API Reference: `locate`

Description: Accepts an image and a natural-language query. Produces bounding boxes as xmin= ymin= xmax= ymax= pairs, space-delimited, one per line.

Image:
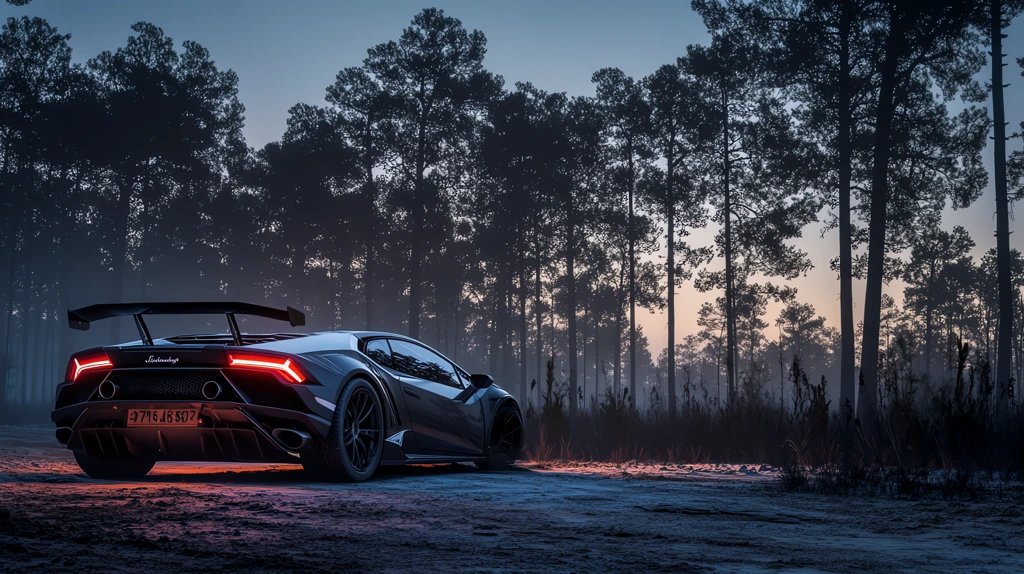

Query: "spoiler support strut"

xmin=133 ymin=315 xmax=154 ymax=346
xmin=226 ymin=313 xmax=243 ymax=346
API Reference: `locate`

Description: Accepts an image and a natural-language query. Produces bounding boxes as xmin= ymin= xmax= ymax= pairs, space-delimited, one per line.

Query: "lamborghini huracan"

xmin=51 ymin=302 xmax=524 ymax=482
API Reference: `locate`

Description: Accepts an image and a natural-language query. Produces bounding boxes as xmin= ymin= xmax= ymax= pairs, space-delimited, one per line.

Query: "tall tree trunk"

xmin=666 ymin=147 xmax=677 ymax=418
xmin=1017 ymin=293 xmax=1023 ymax=401
xmin=518 ymin=228 xmax=528 ymax=406
xmin=29 ymin=306 xmax=43 ymax=405
xmin=109 ymin=174 xmax=134 ymax=344
xmin=502 ymin=275 xmax=514 ymax=386
xmin=488 ymin=291 xmax=500 ymax=376
xmin=924 ymin=292 xmax=934 ymax=380
xmin=992 ymin=0 xmax=1013 ymax=416
xmin=19 ymin=281 xmax=32 ymax=406
xmin=363 ymin=123 xmax=377 ymax=330
xmin=858 ymin=12 xmax=901 ymax=422
xmin=722 ymin=94 xmax=738 ymax=404
xmin=535 ymin=248 xmax=542 ymax=409
xmin=582 ymin=306 xmax=588 ymax=411
xmin=0 ymin=147 xmax=20 ymax=414
xmin=452 ymin=288 xmax=460 ymax=362
xmin=41 ymin=317 xmax=53 ymax=404
xmin=837 ymin=3 xmax=856 ymax=420
xmin=567 ymin=200 xmax=579 ymax=421
xmin=614 ymin=263 xmax=624 ymax=400
xmin=408 ymin=119 xmax=427 ymax=339
xmin=594 ymin=312 xmax=600 ymax=400
xmin=0 ymin=239 xmax=18 ymax=414
xmin=139 ymin=177 xmax=150 ymax=301
xmin=58 ymin=170 xmax=84 ymax=383
xmin=364 ymin=187 xmax=376 ymax=330
xmin=627 ymin=138 xmax=637 ymax=410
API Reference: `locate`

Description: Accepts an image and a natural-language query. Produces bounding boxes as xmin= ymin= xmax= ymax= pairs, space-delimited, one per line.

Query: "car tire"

xmin=303 ymin=378 xmax=384 ymax=482
xmin=475 ymin=403 xmax=523 ymax=471
xmin=73 ymin=451 xmax=156 ymax=480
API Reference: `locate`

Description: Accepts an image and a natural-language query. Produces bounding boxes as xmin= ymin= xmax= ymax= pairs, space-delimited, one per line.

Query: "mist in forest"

xmin=2 ymin=0 xmax=1024 ymax=447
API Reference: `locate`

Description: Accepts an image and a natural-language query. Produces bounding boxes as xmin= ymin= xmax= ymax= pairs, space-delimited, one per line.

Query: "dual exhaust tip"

xmin=272 ymin=428 xmax=312 ymax=451
xmin=96 ymin=379 xmax=223 ymax=400
xmin=97 ymin=379 xmax=119 ymax=400
xmin=201 ymin=381 xmax=222 ymax=400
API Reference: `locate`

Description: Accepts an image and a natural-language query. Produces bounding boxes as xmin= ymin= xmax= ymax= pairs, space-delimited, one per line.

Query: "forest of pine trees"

xmin=3 ymin=0 xmax=1024 ymax=456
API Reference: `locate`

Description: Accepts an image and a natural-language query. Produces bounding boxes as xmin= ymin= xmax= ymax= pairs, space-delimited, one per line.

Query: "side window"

xmin=364 ymin=339 xmax=394 ymax=369
xmin=388 ymin=340 xmax=460 ymax=387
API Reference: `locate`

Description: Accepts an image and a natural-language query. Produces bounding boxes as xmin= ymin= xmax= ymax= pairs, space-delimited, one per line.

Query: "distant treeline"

xmin=2 ymin=1 xmax=1024 ymax=423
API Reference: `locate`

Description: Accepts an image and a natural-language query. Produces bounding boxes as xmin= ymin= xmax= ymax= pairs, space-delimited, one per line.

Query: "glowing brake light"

xmin=70 ymin=354 xmax=113 ymax=382
xmin=228 ymin=354 xmax=306 ymax=383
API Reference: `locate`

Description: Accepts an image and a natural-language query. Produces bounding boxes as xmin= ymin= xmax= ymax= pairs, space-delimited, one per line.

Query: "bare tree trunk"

xmin=109 ymin=174 xmax=134 ymax=344
xmin=139 ymin=177 xmax=150 ymax=301
xmin=32 ymin=311 xmax=46 ymax=405
xmin=364 ymin=182 xmax=376 ymax=330
xmin=408 ymin=119 xmax=427 ymax=339
xmin=666 ymin=147 xmax=677 ymax=418
xmin=0 ymin=240 xmax=18 ymax=414
xmin=628 ymin=138 xmax=637 ymax=411
xmin=488 ymin=295 xmax=499 ymax=376
xmin=363 ymin=122 xmax=377 ymax=331
xmin=502 ymin=276 xmax=514 ymax=387
xmin=452 ymin=288 xmax=460 ymax=363
xmin=924 ymin=302 xmax=934 ymax=380
xmin=614 ymin=268 xmax=624 ymax=400
xmin=535 ymin=250 xmax=542 ymax=409
xmin=582 ymin=305 xmax=588 ymax=413
xmin=992 ymin=0 xmax=1013 ymax=416
xmin=722 ymin=94 xmax=737 ymax=405
xmin=19 ymin=282 xmax=33 ymax=406
xmin=594 ymin=312 xmax=600 ymax=403
xmin=837 ymin=3 xmax=856 ymax=419
xmin=518 ymin=239 xmax=528 ymax=407
xmin=779 ymin=331 xmax=785 ymax=412
xmin=858 ymin=12 xmax=901 ymax=422
xmin=567 ymin=200 xmax=579 ymax=422
xmin=1017 ymin=293 xmax=1023 ymax=402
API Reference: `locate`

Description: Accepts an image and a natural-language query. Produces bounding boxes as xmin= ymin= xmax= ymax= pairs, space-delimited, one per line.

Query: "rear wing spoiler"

xmin=67 ymin=302 xmax=305 ymax=346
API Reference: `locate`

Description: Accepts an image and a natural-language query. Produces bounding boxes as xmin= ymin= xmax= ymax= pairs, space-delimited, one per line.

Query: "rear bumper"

xmin=51 ymin=401 xmax=330 ymax=463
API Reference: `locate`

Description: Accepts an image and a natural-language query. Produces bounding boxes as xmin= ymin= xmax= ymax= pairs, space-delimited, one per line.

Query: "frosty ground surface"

xmin=1 ymin=425 xmax=1022 ymax=573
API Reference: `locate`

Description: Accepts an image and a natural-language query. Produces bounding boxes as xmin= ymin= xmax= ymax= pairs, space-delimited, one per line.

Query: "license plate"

xmin=127 ymin=409 xmax=199 ymax=427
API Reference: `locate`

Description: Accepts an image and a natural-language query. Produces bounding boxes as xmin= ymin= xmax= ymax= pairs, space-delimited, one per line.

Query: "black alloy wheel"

xmin=303 ymin=378 xmax=384 ymax=482
xmin=343 ymin=387 xmax=381 ymax=473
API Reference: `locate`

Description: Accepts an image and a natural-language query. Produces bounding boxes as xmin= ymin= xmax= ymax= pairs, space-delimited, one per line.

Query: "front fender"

xmin=479 ymin=385 xmax=520 ymax=439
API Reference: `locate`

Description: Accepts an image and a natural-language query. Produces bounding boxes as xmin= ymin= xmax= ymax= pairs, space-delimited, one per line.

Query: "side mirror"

xmin=470 ymin=374 xmax=494 ymax=389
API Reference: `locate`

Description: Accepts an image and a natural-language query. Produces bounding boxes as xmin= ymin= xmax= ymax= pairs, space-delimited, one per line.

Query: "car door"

xmin=386 ymin=339 xmax=485 ymax=456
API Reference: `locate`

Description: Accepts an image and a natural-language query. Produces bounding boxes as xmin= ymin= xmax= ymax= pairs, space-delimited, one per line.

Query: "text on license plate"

xmin=127 ymin=409 xmax=199 ymax=426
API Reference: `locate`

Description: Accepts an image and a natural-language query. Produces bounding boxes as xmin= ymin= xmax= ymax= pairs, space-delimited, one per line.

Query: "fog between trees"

xmin=3 ymin=1 xmax=1024 ymax=430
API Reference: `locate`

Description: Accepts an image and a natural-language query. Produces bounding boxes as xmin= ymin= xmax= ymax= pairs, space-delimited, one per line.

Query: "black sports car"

xmin=51 ymin=302 xmax=524 ymax=482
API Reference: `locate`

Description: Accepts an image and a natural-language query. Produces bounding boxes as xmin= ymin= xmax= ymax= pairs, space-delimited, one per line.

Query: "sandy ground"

xmin=1 ymin=426 xmax=1023 ymax=573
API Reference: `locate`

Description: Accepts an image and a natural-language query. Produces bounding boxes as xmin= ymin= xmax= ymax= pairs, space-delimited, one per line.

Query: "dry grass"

xmin=522 ymin=354 xmax=1024 ymax=498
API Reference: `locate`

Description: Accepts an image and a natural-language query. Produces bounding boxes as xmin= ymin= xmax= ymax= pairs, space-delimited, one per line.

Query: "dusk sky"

xmin=5 ymin=0 xmax=1024 ymax=355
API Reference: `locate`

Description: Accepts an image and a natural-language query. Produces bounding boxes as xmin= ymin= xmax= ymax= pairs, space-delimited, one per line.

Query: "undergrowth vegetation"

xmin=522 ymin=352 xmax=1024 ymax=498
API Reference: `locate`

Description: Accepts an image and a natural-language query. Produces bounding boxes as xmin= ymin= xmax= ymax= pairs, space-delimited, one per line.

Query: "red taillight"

xmin=69 ymin=353 xmax=113 ymax=382
xmin=227 ymin=354 xmax=306 ymax=383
